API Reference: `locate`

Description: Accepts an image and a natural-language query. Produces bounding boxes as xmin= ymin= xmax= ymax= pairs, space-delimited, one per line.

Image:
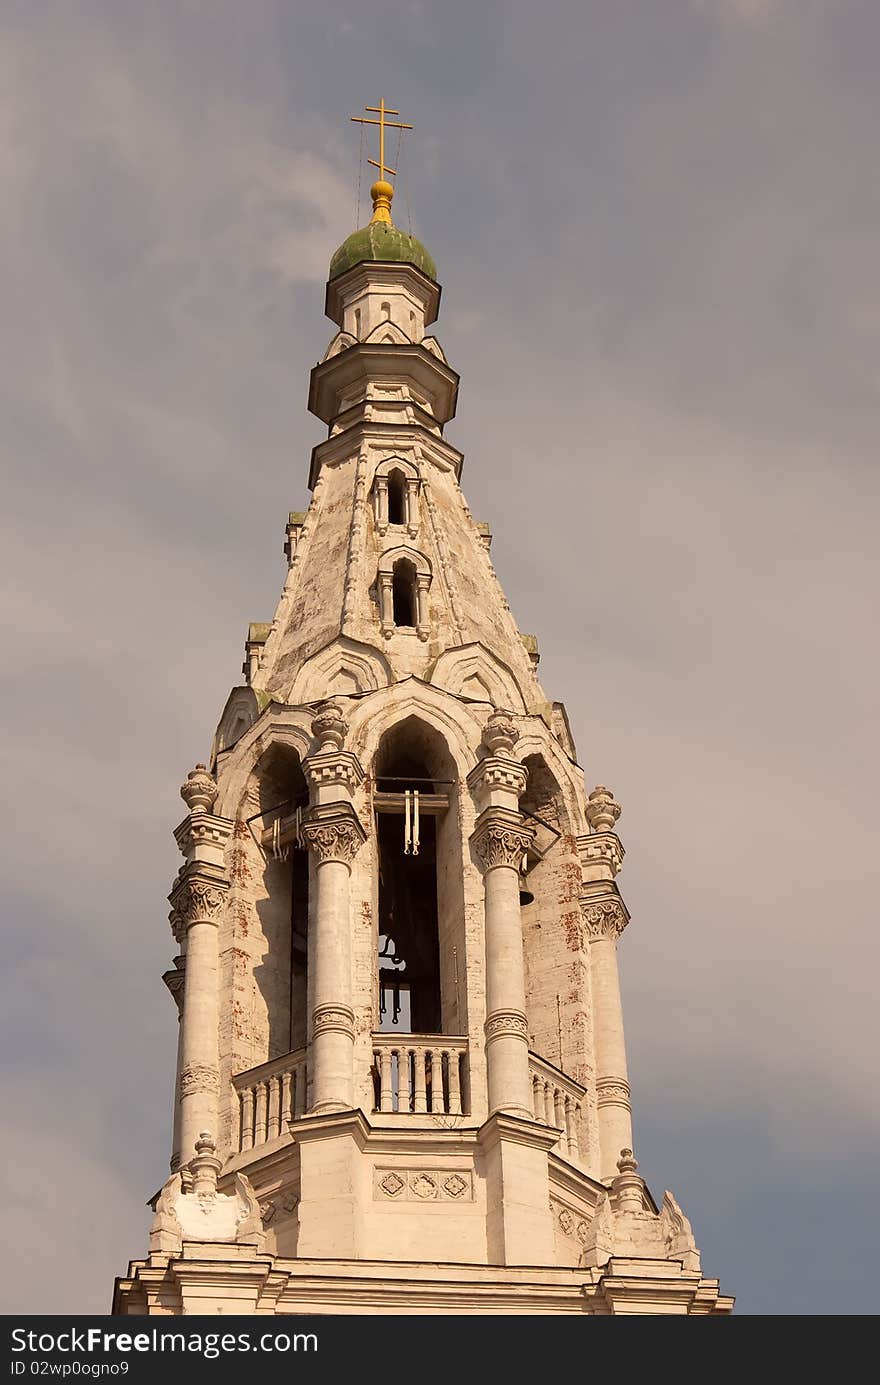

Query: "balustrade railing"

xmin=371 ymin=1034 xmax=468 ymax=1116
xmin=529 ymin=1051 xmax=586 ymax=1162
xmin=233 ymin=1047 xmax=308 ymax=1153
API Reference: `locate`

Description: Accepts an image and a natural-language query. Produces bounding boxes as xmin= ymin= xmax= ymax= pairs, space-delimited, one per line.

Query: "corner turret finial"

xmin=350 ymin=99 xmax=413 ymax=225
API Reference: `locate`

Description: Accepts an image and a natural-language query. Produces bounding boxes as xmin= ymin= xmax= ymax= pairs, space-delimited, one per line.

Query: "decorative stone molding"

xmin=471 ymin=810 xmax=535 ymax=872
xmin=577 ymin=831 xmax=625 ymax=879
xmin=180 ymin=763 xmax=218 ymax=815
xmin=373 ymin=1168 xmax=474 ymax=1202
xmin=596 ymin=1076 xmax=632 ymax=1110
xmin=484 ymin=1009 xmax=529 ymax=1044
xmin=304 ymin=750 xmax=365 ymax=793
xmin=302 ymin=807 xmax=367 ymax=866
xmin=551 ymin=1197 xmax=591 ymax=1244
xmin=179 ymin=1063 xmax=220 ymax=1098
xmin=149 ymin=1132 xmax=265 ymax=1256
xmin=162 ymin=957 xmax=186 ymax=1014
xmin=482 ymin=710 xmax=519 ymax=755
xmin=169 ymin=873 xmax=229 ymax=926
xmin=173 ymin=814 xmax=234 ymax=858
xmin=311 ymin=701 xmax=348 ymax=752
xmin=311 ymin=1002 xmax=356 ymax=1039
xmin=581 ymin=897 xmax=628 ymax=942
xmin=467 ymin=756 xmax=529 ymax=798
xmin=585 ymin=784 xmax=622 ymax=833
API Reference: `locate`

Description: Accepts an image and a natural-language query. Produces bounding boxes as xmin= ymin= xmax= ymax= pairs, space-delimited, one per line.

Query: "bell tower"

xmin=113 ymin=108 xmax=733 ymax=1316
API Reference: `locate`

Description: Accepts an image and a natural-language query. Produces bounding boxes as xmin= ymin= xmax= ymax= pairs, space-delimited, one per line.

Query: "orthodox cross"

xmin=350 ymin=99 xmax=413 ymax=183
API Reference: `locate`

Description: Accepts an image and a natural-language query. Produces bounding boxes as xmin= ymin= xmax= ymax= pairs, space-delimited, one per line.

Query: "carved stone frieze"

xmin=373 ymin=1168 xmax=474 ymax=1203
xmin=179 ymin=1063 xmax=220 ymax=1097
xmin=550 ymin=1196 xmax=590 ymax=1245
xmin=311 ymin=1003 xmax=356 ymax=1039
xmin=596 ymin=1076 xmax=632 ymax=1110
xmin=484 ymin=1009 xmax=529 ymax=1043
xmin=581 ymin=897 xmax=628 ymax=942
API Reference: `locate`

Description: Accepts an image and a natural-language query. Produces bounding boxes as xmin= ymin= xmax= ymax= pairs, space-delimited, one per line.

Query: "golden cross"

xmin=350 ymin=99 xmax=413 ymax=184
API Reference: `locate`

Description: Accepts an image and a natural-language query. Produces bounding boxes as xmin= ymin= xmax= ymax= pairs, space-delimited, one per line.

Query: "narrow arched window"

xmin=392 ymin=558 xmax=416 ymax=627
xmin=387 ymin=469 xmax=406 ymax=526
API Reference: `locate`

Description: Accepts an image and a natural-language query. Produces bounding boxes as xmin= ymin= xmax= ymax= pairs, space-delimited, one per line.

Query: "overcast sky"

xmin=2 ymin=0 xmax=878 ymax=1315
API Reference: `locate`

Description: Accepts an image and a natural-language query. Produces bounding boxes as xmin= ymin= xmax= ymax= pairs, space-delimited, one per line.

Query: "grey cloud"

xmin=1 ymin=0 xmax=877 ymax=1315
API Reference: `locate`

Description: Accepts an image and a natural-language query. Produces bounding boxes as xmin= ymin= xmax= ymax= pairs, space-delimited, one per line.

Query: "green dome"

xmin=329 ymin=220 xmax=436 ymax=282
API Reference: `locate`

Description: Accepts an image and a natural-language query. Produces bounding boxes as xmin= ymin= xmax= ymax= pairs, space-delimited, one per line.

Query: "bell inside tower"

xmin=373 ymin=718 xmax=460 ymax=1036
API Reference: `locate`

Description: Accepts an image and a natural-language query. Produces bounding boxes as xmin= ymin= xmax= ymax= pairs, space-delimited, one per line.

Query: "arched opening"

xmin=392 ymin=557 xmax=416 ymax=627
xmin=251 ymin=745 xmax=310 ymax=1058
xmin=372 ymin=717 xmax=462 ymax=1040
xmin=387 ymin=468 xmax=406 ymax=526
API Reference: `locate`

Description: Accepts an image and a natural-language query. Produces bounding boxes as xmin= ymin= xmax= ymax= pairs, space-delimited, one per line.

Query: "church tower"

xmin=113 ymin=109 xmax=733 ymax=1316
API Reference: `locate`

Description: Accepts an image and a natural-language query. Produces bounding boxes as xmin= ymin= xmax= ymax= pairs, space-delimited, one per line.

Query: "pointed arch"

xmin=321 ymin=330 xmax=357 ymax=361
xmin=287 ymin=637 xmax=392 ymax=704
xmin=364 ymin=318 xmax=410 ymax=346
xmin=428 ymin=642 xmax=528 ymax=713
xmin=377 ymin=544 xmax=431 ymax=579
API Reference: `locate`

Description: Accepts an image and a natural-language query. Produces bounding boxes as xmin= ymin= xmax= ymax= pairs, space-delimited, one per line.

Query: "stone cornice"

xmin=309 ymin=419 xmax=464 ymax=488
xmin=174 ymin=812 xmax=233 ymax=859
xmin=302 ymin=748 xmax=365 ymax=793
xmin=466 ymin=754 xmax=529 ymax=799
xmin=308 ymin=342 xmax=459 ymax=428
xmin=324 ymin=259 xmax=441 ymax=328
xmin=477 ymin=1111 xmax=562 ymax=1157
xmin=576 ymin=831 xmax=625 ymax=880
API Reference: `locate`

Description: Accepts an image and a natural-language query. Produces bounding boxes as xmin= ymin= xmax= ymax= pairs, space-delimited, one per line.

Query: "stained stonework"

xmin=113 ymin=182 xmax=733 ymax=1317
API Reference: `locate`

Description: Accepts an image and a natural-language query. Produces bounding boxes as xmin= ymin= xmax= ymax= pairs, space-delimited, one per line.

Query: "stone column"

xmin=170 ymin=766 xmax=232 ymax=1167
xmin=379 ymin=572 xmax=394 ymax=637
xmin=415 ymin=574 xmax=430 ymax=641
xmin=580 ymin=785 xmax=632 ymax=1181
xmin=375 ymin=476 xmax=389 ymax=535
xmin=405 ymin=478 xmax=420 ymax=537
xmin=162 ymin=923 xmax=186 ymax=1172
xmin=468 ymin=712 xmax=534 ymax=1119
xmin=302 ymin=704 xmax=366 ymax=1115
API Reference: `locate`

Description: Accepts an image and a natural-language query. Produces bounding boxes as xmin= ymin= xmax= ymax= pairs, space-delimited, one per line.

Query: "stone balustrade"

xmin=233 ymin=1048 xmax=308 ymax=1153
xmin=528 ymin=1052 xmax=586 ymax=1163
xmin=371 ymin=1034 xmax=468 ymax=1117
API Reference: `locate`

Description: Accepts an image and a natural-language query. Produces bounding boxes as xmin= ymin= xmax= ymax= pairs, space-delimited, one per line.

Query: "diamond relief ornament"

xmin=380 ymin=1172 xmax=405 ymax=1198
xmin=443 ymin=1173 xmax=468 ymax=1199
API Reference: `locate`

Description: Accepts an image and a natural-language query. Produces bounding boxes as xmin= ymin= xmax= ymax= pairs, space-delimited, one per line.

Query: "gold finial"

xmin=350 ymin=99 xmax=413 ymax=225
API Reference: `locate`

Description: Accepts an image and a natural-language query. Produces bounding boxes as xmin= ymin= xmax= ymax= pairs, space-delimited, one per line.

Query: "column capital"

xmin=580 ymin=893 xmax=629 ymax=942
xmin=576 ymin=831 xmax=625 ymax=881
xmin=169 ymin=866 xmax=229 ymax=928
xmin=471 ymin=806 xmax=535 ymax=873
xmin=302 ymin=802 xmax=367 ymax=866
